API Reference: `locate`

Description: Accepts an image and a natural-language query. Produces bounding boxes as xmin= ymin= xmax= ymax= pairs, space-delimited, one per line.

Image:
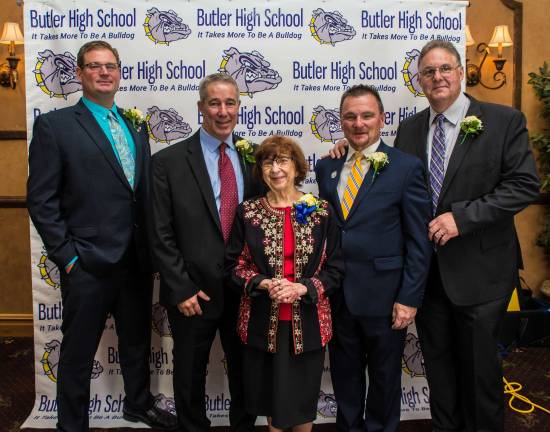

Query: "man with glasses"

xmin=27 ymin=41 xmax=177 ymax=431
xmin=394 ymin=40 xmax=540 ymax=431
xmin=316 ymin=84 xmax=432 ymax=432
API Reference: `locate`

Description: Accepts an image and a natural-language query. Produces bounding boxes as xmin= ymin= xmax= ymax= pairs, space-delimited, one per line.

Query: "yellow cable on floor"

xmin=503 ymin=376 xmax=550 ymax=414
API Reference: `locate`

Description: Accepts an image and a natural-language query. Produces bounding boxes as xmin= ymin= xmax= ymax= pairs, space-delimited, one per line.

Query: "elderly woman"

xmin=225 ymin=135 xmax=344 ymax=432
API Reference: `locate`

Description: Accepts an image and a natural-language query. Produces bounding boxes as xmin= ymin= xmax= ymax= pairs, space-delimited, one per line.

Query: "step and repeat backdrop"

xmin=23 ymin=0 xmax=467 ymax=428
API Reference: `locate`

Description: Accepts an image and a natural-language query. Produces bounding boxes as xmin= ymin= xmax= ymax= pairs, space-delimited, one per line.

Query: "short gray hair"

xmin=198 ymin=73 xmax=240 ymax=102
xmin=418 ymin=40 xmax=462 ymax=67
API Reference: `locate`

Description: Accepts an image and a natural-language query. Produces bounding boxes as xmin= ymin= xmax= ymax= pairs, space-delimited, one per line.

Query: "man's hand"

xmin=392 ymin=303 xmax=417 ymax=330
xmin=429 ymin=212 xmax=459 ymax=246
xmin=322 ymin=138 xmax=348 ymax=159
xmin=269 ymin=279 xmax=307 ymax=303
xmin=177 ymin=290 xmax=211 ymax=317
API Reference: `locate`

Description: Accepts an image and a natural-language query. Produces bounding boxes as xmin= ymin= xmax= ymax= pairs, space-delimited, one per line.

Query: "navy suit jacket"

xmin=27 ymin=99 xmax=152 ymax=275
xmin=315 ymin=142 xmax=432 ymax=317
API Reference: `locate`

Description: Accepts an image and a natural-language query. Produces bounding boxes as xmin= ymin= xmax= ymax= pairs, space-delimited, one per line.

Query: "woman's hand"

xmin=269 ymin=279 xmax=307 ymax=303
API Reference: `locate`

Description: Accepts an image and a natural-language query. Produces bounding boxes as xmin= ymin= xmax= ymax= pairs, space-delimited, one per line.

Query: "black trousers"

xmin=329 ymin=301 xmax=406 ymax=432
xmin=416 ymin=259 xmax=510 ymax=432
xmin=56 ymin=260 xmax=153 ymax=432
xmin=167 ymin=294 xmax=255 ymax=432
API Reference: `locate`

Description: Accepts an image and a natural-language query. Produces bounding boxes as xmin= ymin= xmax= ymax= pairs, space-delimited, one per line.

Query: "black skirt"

xmin=243 ymin=320 xmax=325 ymax=429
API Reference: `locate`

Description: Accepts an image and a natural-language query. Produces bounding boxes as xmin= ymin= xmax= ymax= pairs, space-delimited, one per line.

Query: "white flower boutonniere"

xmin=459 ymin=115 xmax=483 ymax=145
xmin=235 ymin=139 xmax=256 ymax=167
xmin=366 ymin=152 xmax=389 ymax=181
xmin=122 ymin=107 xmax=145 ymax=132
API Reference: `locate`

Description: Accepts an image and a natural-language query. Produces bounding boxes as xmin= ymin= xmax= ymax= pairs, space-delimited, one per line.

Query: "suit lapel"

xmin=186 ymin=132 xmax=222 ymax=233
xmin=438 ymin=96 xmax=483 ymax=203
xmin=75 ymin=101 xmax=131 ymax=190
xmin=119 ymin=107 xmax=144 ymax=189
xmin=416 ymin=109 xmax=430 ymax=171
xmin=233 ymin=134 xmax=251 ymax=197
xmin=328 ymin=149 xmax=348 ymax=223
xmin=345 ymin=141 xmax=389 ymax=221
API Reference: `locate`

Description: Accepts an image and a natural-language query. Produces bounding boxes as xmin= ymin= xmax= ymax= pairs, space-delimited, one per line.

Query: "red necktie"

xmin=218 ymin=142 xmax=238 ymax=244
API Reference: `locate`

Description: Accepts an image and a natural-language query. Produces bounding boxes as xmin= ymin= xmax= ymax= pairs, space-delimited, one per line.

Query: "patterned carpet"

xmin=1 ymin=337 xmax=548 ymax=431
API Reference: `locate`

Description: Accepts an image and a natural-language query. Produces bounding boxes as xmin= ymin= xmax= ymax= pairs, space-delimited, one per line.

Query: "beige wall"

xmin=0 ymin=0 xmax=548 ymax=335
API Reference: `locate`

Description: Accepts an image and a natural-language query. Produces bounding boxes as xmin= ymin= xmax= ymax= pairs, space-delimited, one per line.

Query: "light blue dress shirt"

xmin=81 ymin=97 xmax=136 ymax=162
xmin=199 ymin=128 xmax=245 ymax=212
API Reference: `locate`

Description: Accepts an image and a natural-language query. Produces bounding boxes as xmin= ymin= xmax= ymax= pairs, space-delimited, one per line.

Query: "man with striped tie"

xmin=315 ymin=84 xmax=432 ymax=432
xmin=394 ymin=41 xmax=540 ymax=432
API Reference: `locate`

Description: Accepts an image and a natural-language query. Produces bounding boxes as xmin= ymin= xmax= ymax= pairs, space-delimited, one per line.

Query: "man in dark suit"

xmin=394 ymin=41 xmax=540 ymax=431
xmin=315 ymin=85 xmax=432 ymax=432
xmin=150 ymin=73 xmax=261 ymax=432
xmin=27 ymin=41 xmax=176 ymax=431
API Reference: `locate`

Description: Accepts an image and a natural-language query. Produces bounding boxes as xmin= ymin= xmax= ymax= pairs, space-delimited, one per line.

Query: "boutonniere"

xmin=122 ymin=107 xmax=145 ymax=132
xmin=366 ymin=152 xmax=389 ymax=181
xmin=459 ymin=115 xmax=483 ymax=145
xmin=293 ymin=193 xmax=327 ymax=224
xmin=235 ymin=139 xmax=256 ymax=165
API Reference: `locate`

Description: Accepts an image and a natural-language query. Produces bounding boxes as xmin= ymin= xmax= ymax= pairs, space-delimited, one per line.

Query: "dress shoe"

xmin=123 ymin=405 xmax=178 ymax=431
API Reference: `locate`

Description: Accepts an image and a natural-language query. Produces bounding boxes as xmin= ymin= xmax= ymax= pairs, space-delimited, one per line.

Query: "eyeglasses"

xmin=261 ymin=156 xmax=292 ymax=169
xmin=83 ymin=62 xmax=120 ymax=72
xmin=419 ymin=64 xmax=461 ymax=79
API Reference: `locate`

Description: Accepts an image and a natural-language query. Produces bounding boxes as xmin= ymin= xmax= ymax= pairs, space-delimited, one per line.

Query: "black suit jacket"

xmin=150 ymin=131 xmax=263 ymax=318
xmin=27 ymin=100 xmax=152 ymax=275
xmin=395 ymin=94 xmax=540 ymax=306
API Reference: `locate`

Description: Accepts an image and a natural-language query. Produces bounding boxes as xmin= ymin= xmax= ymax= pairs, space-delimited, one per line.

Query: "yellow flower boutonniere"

xmin=235 ymin=139 xmax=256 ymax=165
xmin=293 ymin=193 xmax=327 ymax=224
xmin=122 ymin=107 xmax=145 ymax=132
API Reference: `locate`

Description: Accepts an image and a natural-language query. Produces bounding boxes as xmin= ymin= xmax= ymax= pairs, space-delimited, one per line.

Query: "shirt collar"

xmin=346 ymin=139 xmax=380 ymax=163
xmin=429 ymin=92 xmax=468 ymax=126
xmin=81 ymin=96 xmax=118 ymax=120
xmin=200 ymin=127 xmax=235 ymax=153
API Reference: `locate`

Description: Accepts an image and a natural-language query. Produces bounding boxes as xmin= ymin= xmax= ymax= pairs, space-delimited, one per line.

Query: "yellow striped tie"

xmin=341 ymin=152 xmax=365 ymax=220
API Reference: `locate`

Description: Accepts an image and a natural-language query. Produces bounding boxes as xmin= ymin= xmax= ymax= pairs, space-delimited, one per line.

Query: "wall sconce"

xmin=0 ymin=22 xmax=24 ymax=89
xmin=466 ymin=24 xmax=513 ymax=90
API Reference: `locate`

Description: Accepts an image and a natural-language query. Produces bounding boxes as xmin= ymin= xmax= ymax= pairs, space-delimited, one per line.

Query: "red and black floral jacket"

xmin=225 ymin=196 xmax=344 ymax=354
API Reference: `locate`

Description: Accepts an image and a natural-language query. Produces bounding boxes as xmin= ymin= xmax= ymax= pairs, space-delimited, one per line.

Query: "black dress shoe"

xmin=123 ymin=405 xmax=178 ymax=431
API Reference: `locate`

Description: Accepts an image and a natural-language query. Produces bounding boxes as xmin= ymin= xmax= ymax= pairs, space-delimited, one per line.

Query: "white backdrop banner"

xmin=23 ymin=0 xmax=467 ymax=428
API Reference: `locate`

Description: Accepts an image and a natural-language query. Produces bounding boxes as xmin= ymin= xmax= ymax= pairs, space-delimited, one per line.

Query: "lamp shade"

xmin=465 ymin=25 xmax=475 ymax=47
xmin=488 ymin=25 xmax=513 ymax=48
xmin=0 ymin=22 xmax=24 ymax=44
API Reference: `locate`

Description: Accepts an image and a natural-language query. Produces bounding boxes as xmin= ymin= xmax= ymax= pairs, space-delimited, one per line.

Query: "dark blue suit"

xmin=315 ymin=142 xmax=431 ymax=432
xmin=27 ymin=100 xmax=154 ymax=431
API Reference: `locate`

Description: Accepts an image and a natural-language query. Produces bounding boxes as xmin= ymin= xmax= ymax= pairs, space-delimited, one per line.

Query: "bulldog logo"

xmin=34 ymin=50 xmax=81 ymax=99
xmin=402 ymin=332 xmax=426 ymax=378
xmin=402 ymin=49 xmax=425 ymax=97
xmin=147 ymin=106 xmax=192 ymax=144
xmin=38 ymin=248 xmax=60 ymax=290
xmin=219 ymin=47 xmax=282 ymax=97
xmin=309 ymin=9 xmax=356 ymax=45
xmin=41 ymin=340 xmax=104 ymax=383
xmin=154 ymin=393 xmax=176 ymax=415
xmin=152 ymin=302 xmax=172 ymax=337
xmin=310 ymin=106 xmax=344 ymax=143
xmin=317 ymin=390 xmax=337 ymax=418
xmin=144 ymin=8 xmax=191 ymax=45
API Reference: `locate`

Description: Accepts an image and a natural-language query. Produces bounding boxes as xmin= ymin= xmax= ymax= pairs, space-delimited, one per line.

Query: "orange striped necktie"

xmin=341 ymin=152 xmax=365 ymax=220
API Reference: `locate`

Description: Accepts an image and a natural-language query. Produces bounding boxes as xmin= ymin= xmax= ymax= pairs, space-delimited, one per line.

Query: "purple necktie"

xmin=429 ymin=114 xmax=446 ymax=215
xmin=218 ymin=142 xmax=238 ymax=244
